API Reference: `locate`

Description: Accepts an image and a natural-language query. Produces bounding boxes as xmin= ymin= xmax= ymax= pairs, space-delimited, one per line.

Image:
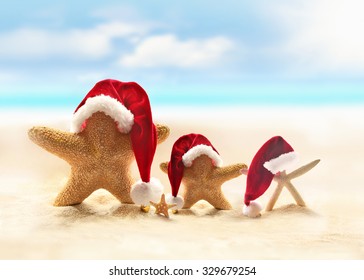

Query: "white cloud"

xmin=0 ymin=21 xmax=149 ymax=60
xmin=267 ymin=0 xmax=364 ymax=72
xmin=119 ymin=34 xmax=234 ymax=68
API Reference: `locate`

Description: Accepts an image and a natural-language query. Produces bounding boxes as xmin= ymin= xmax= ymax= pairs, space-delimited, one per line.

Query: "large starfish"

xmin=28 ymin=112 xmax=170 ymax=206
xmin=160 ymin=155 xmax=247 ymax=210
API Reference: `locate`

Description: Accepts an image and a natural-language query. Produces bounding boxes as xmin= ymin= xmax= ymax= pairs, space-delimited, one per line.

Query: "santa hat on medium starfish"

xmin=243 ymin=136 xmax=298 ymax=218
xmin=71 ymin=79 xmax=163 ymax=205
xmin=166 ymin=133 xmax=223 ymax=209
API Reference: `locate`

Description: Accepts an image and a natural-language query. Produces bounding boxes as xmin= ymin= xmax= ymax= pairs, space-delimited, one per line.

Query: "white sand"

xmin=0 ymin=106 xmax=363 ymax=259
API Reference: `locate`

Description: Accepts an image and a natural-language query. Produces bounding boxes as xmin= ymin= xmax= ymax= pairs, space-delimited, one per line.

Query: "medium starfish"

xmin=28 ymin=112 xmax=170 ymax=206
xmin=150 ymin=194 xmax=177 ymax=218
xmin=265 ymin=159 xmax=320 ymax=211
xmin=160 ymin=155 xmax=247 ymax=210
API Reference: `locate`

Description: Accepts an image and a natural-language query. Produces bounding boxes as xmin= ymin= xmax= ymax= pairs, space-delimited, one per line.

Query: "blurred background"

xmin=1 ymin=1 xmax=364 ymax=261
xmin=0 ymin=0 xmax=364 ymax=108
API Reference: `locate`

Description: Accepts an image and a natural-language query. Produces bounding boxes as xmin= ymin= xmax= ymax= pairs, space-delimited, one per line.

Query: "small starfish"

xmin=150 ymin=194 xmax=177 ymax=218
xmin=265 ymin=159 xmax=320 ymax=211
xmin=28 ymin=112 xmax=169 ymax=206
xmin=161 ymin=155 xmax=247 ymax=210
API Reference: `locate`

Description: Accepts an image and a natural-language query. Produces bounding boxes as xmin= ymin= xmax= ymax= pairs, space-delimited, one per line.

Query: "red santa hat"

xmin=71 ymin=79 xmax=163 ymax=205
xmin=166 ymin=133 xmax=223 ymax=209
xmin=243 ymin=136 xmax=298 ymax=218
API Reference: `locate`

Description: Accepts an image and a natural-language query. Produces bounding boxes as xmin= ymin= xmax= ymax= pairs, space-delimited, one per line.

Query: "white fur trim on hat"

xmin=263 ymin=151 xmax=298 ymax=174
xmin=182 ymin=144 xmax=223 ymax=167
xmin=70 ymin=94 xmax=134 ymax=133
xmin=243 ymin=201 xmax=263 ymax=218
xmin=130 ymin=178 xmax=164 ymax=206
xmin=165 ymin=194 xmax=184 ymax=210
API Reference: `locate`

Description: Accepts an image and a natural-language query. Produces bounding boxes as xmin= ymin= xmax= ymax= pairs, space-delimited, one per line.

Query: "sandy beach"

xmin=0 ymin=105 xmax=363 ymax=259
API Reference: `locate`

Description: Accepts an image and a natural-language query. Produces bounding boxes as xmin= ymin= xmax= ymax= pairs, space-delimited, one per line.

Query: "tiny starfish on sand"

xmin=150 ymin=194 xmax=177 ymax=218
xmin=161 ymin=156 xmax=247 ymax=210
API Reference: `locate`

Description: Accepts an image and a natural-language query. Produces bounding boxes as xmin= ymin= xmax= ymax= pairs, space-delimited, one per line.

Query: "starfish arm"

xmin=159 ymin=162 xmax=169 ymax=174
xmin=106 ymin=171 xmax=134 ymax=204
xmin=287 ymin=159 xmax=321 ymax=180
xmin=181 ymin=188 xmax=201 ymax=209
xmin=213 ymin=163 xmax=248 ymax=182
xmin=240 ymin=168 xmax=248 ymax=175
xmin=285 ymin=181 xmax=306 ymax=207
xmin=108 ymin=183 xmax=134 ymax=204
xmin=28 ymin=126 xmax=86 ymax=162
xmin=156 ymin=124 xmax=170 ymax=144
xmin=265 ymin=182 xmax=284 ymax=211
xmin=182 ymin=198 xmax=200 ymax=209
xmin=53 ymin=171 xmax=97 ymax=206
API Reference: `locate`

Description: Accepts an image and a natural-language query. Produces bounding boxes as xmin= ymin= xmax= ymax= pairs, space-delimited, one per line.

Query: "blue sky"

xmin=1 ymin=0 xmax=364 ymax=106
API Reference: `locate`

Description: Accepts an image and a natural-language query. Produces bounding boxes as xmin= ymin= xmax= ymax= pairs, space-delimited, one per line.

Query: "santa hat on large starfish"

xmin=243 ymin=136 xmax=298 ymax=218
xmin=71 ymin=79 xmax=163 ymax=205
xmin=166 ymin=133 xmax=223 ymax=209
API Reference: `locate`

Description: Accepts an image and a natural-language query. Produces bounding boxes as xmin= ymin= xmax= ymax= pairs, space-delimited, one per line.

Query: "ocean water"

xmin=150 ymin=92 xmax=364 ymax=106
xmin=0 ymin=92 xmax=363 ymax=108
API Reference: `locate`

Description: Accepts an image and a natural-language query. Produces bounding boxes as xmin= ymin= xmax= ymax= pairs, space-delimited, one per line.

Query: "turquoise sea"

xmin=1 ymin=92 xmax=363 ymax=108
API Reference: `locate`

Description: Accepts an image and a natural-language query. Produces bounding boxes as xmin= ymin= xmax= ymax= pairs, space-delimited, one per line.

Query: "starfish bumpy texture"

xmin=28 ymin=112 xmax=169 ymax=206
xmin=161 ymin=155 xmax=247 ymax=210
